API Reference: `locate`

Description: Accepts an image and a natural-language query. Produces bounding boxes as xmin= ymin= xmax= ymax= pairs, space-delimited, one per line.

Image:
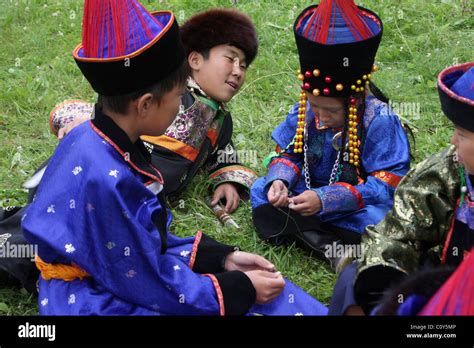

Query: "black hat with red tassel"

xmin=73 ymin=0 xmax=185 ymax=96
xmin=292 ymin=0 xmax=383 ymax=169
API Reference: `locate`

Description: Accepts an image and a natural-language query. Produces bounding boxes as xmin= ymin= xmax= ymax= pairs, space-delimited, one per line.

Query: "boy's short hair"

xmin=98 ymin=62 xmax=189 ymax=115
xmin=180 ymin=8 xmax=259 ymax=65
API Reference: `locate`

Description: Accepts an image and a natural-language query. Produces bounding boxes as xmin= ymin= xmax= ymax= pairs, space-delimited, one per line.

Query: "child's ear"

xmin=188 ymin=51 xmax=203 ymax=71
xmin=136 ymin=93 xmax=156 ymax=117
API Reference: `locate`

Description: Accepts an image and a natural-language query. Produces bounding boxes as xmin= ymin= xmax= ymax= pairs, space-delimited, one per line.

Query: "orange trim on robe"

xmin=203 ymin=273 xmax=225 ymax=316
xmin=141 ymin=135 xmax=200 ymax=162
xmin=189 ymin=231 xmax=203 ymax=269
xmin=371 ymin=170 xmax=402 ymax=188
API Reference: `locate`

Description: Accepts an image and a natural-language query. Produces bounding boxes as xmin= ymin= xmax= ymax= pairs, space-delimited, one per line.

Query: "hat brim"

xmin=293 ymin=5 xmax=383 ymax=97
xmin=438 ymin=62 xmax=474 ymax=132
xmin=73 ymin=11 xmax=185 ymax=96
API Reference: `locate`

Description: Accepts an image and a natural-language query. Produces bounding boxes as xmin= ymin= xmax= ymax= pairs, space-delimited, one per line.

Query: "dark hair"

xmin=336 ymin=80 xmax=415 ymax=185
xmin=198 ymin=49 xmax=211 ymax=60
xmin=375 ymin=267 xmax=454 ymax=315
xmin=335 ymin=90 xmax=367 ymax=185
xmin=98 ymin=62 xmax=189 ymax=115
xmin=368 ymin=81 xmax=389 ymax=104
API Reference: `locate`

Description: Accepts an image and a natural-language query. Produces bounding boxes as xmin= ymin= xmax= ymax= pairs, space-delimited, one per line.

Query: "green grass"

xmin=0 ymin=0 xmax=472 ymax=315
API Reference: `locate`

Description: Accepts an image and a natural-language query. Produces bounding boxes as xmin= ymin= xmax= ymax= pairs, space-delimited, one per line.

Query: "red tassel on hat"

xmin=299 ymin=0 xmax=375 ymax=43
xmin=82 ymin=0 xmax=163 ymax=58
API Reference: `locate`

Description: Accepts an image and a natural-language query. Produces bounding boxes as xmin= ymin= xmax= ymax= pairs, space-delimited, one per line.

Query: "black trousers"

xmin=252 ymin=203 xmax=361 ymax=264
xmin=0 ymin=206 xmax=39 ymax=293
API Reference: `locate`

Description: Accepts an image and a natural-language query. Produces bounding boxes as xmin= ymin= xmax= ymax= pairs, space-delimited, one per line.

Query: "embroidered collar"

xmin=187 ymin=77 xmax=207 ymax=96
xmin=187 ymin=77 xmax=228 ymax=112
xmin=90 ymin=104 xmax=163 ymax=184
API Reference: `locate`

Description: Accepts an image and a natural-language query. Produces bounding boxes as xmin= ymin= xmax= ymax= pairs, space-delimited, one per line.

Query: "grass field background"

xmin=0 ymin=0 xmax=472 ymax=315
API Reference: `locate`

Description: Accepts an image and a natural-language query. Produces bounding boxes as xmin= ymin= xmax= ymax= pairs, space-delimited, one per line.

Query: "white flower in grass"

xmin=180 ymin=250 xmax=190 ymax=258
xmin=109 ymin=169 xmax=119 ymax=178
xmin=65 ymin=244 xmax=76 ymax=253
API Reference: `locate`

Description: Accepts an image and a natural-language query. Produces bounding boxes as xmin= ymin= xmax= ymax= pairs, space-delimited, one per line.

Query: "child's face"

xmin=451 ymin=126 xmax=474 ymax=174
xmin=190 ymin=44 xmax=247 ymax=103
xmin=306 ymin=93 xmax=346 ymax=129
xmin=140 ymin=85 xmax=184 ymax=136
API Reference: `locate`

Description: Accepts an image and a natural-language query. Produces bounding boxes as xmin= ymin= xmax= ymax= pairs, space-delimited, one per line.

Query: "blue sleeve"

xmin=315 ymin=105 xmax=410 ymax=214
xmin=264 ymin=102 xmax=303 ymax=190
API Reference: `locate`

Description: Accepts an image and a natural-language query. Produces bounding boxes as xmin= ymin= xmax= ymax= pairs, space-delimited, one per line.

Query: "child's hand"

xmin=244 ymin=270 xmax=285 ymax=304
xmin=267 ymin=180 xmax=289 ymax=207
xmin=211 ymin=183 xmax=240 ymax=213
xmin=289 ymin=190 xmax=322 ymax=216
xmin=58 ymin=115 xmax=90 ymax=140
xmin=224 ymin=251 xmax=276 ymax=273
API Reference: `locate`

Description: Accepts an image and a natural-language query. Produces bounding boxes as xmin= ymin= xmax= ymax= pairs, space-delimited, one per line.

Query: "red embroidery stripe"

xmin=371 ymin=170 xmax=402 ymax=188
xmin=203 ymin=273 xmax=225 ymax=316
xmin=269 ymin=158 xmax=301 ymax=176
xmin=189 ymin=231 xmax=202 ymax=269
xmin=90 ymin=121 xmax=164 ymax=184
xmin=441 ymin=199 xmax=460 ymax=265
xmin=334 ymin=182 xmax=364 ymax=209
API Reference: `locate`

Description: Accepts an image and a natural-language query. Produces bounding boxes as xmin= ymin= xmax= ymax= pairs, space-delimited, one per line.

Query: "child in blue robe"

xmin=22 ymin=0 xmax=327 ymax=316
xmin=251 ymin=0 xmax=411 ymax=268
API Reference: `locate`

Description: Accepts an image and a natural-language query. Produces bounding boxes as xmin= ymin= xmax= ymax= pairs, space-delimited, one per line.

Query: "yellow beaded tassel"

xmin=347 ymin=97 xmax=360 ymax=167
xmin=294 ymin=90 xmax=307 ymax=154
